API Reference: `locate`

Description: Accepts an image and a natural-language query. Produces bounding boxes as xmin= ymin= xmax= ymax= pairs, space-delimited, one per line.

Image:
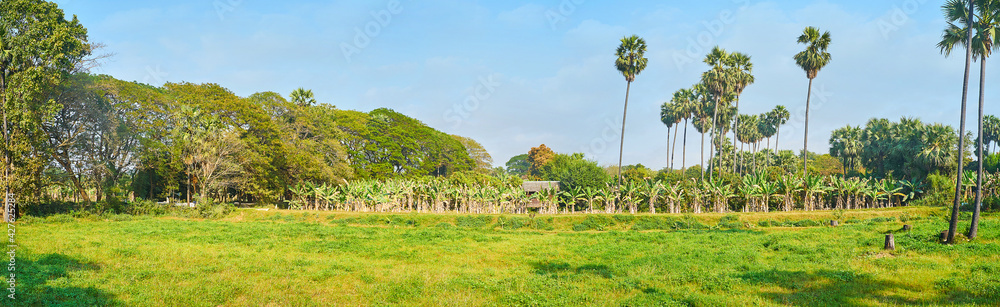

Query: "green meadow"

xmin=12 ymin=207 xmax=1000 ymax=306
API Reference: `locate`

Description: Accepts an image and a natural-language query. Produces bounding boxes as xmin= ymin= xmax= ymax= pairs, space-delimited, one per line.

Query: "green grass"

xmin=10 ymin=207 xmax=1000 ymax=306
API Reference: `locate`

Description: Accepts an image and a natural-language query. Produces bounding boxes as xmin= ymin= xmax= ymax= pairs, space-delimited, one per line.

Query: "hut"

xmin=521 ymin=181 xmax=559 ymax=208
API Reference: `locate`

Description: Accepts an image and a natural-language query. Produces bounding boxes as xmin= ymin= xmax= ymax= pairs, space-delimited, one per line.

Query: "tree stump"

xmin=902 ymin=225 xmax=911 ymax=231
xmin=940 ymin=230 xmax=948 ymax=242
xmin=884 ymin=234 xmax=895 ymax=250
xmin=830 ymin=220 xmax=839 ymax=227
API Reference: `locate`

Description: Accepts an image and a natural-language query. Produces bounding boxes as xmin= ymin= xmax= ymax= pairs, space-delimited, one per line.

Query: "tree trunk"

xmin=948 ymin=0 xmax=974 ymax=244
xmin=700 ymin=128 xmax=706 ymax=182
xmin=970 ymin=55 xmax=986 ymax=240
xmin=733 ymin=97 xmax=740 ymax=174
xmin=616 ymin=81 xmax=631 ymax=202
xmin=682 ymin=119 xmax=689 ymax=174
xmin=803 ymin=77 xmax=814 ymax=178
xmin=884 ymin=234 xmax=895 ymax=250
xmin=665 ymin=126 xmax=671 ymax=170
xmin=671 ymin=121 xmax=680 ymax=170
xmin=709 ymin=96 xmax=721 ymax=181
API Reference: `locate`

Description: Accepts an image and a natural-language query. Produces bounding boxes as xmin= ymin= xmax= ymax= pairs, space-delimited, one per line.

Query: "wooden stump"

xmin=884 ymin=234 xmax=895 ymax=250
xmin=940 ymin=230 xmax=948 ymax=242
xmin=830 ymin=220 xmax=839 ymax=227
xmin=902 ymin=224 xmax=911 ymax=231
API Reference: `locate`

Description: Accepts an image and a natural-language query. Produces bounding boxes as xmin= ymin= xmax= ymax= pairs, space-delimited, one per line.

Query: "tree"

xmin=771 ymin=105 xmax=790 ymax=153
xmin=660 ymin=100 xmax=681 ymax=170
xmin=452 ymin=135 xmax=493 ymax=173
xmin=289 ymin=87 xmax=316 ymax=107
xmin=829 ymin=125 xmax=862 ymax=177
xmin=614 ymin=35 xmax=648 ymax=192
xmin=2 ymin=0 xmax=90 ymax=219
xmin=505 ymin=154 xmax=529 ymax=176
xmin=528 ymin=144 xmax=555 ymax=178
xmin=729 ymin=52 xmax=755 ymax=173
xmin=701 ymin=46 xmax=734 ymax=180
xmin=673 ymin=88 xmax=696 ymax=172
xmin=938 ymin=0 xmax=977 ymax=243
xmin=690 ymin=83 xmax=713 ymax=181
xmin=794 ymin=26 xmax=832 ymax=179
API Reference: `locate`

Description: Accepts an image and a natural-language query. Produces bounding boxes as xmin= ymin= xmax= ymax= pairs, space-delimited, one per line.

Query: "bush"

xmin=573 ymin=215 xmax=615 ymax=231
xmin=196 ymin=198 xmax=234 ymax=219
xmin=717 ymin=214 xmax=744 ymax=229
xmin=495 ymin=216 xmax=529 ymax=230
xmin=455 ymin=216 xmax=494 ymax=228
xmin=632 ymin=216 xmax=676 ymax=231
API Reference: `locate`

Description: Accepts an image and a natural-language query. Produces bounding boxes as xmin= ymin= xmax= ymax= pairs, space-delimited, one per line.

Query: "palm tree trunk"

xmin=671 ymin=121 xmax=680 ymax=170
xmin=709 ymin=97 xmax=721 ymax=180
xmin=947 ymin=1 xmax=972 ymax=244
xmin=970 ymin=55 xmax=986 ymax=240
xmin=666 ymin=126 xmax=671 ymax=170
xmin=682 ymin=119 xmax=689 ymax=174
xmin=617 ymin=81 xmax=631 ymax=201
xmin=700 ymin=125 xmax=706 ymax=182
xmin=733 ymin=96 xmax=741 ymax=174
xmin=803 ymin=77 xmax=813 ymax=178
xmin=947 ymin=0 xmax=974 ymax=244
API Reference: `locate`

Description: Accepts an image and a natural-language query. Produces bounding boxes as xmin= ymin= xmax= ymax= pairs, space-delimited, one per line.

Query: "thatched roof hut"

xmin=521 ymin=181 xmax=559 ymax=193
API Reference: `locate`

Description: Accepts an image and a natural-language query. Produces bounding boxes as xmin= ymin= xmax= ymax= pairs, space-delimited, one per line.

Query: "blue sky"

xmin=59 ymin=0 xmax=994 ymax=169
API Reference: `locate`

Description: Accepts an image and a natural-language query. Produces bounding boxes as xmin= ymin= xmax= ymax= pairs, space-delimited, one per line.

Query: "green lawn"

xmin=10 ymin=207 xmax=1000 ymax=306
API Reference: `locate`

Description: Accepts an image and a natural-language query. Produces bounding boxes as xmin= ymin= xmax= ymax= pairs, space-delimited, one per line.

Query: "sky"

xmin=57 ymin=0 xmax=997 ymax=169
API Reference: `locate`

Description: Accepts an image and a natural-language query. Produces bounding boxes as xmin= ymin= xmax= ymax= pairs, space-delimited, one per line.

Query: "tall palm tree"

xmin=701 ymin=46 xmax=734 ymax=179
xmin=938 ymin=0 xmax=980 ymax=243
xmin=660 ymin=101 xmax=679 ymax=170
xmin=676 ymin=88 xmax=695 ymax=173
xmin=794 ymin=26 xmax=832 ymax=178
xmin=614 ymin=35 xmax=649 ymax=193
xmin=290 ymin=87 xmax=316 ymax=107
xmin=771 ymin=105 xmax=790 ymax=153
xmin=691 ymin=83 xmax=713 ymax=181
xmin=730 ymin=53 xmax=755 ymax=173
xmin=829 ymin=125 xmax=863 ymax=178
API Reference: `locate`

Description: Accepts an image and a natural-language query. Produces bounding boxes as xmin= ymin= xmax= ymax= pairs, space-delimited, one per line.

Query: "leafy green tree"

xmin=1 ymin=0 xmax=90 ymax=216
xmin=794 ymin=26 xmax=832 ymax=178
xmin=614 ymin=35 xmax=648 ymax=190
xmin=505 ymin=154 xmax=529 ymax=176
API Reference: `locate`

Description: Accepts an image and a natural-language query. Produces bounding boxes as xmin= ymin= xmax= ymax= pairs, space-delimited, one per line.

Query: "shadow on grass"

xmin=737 ymin=269 xmax=998 ymax=306
xmin=532 ymin=261 xmax=614 ymax=279
xmin=9 ymin=253 xmax=119 ymax=306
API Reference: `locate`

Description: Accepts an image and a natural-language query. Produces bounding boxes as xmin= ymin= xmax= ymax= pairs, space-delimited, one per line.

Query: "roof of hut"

xmin=521 ymin=181 xmax=559 ymax=192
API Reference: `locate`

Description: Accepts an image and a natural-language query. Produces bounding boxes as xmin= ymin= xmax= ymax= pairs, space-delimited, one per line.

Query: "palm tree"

xmin=660 ymin=101 xmax=680 ymax=170
xmin=829 ymin=125 xmax=863 ymax=177
xmin=938 ymin=0 xmax=978 ymax=243
xmin=730 ymin=52 xmax=755 ymax=173
xmin=290 ymin=87 xmax=316 ymax=107
xmin=614 ymin=35 xmax=649 ymax=196
xmin=675 ymin=89 xmax=696 ymax=172
xmin=691 ymin=83 xmax=713 ymax=181
xmin=771 ymin=105 xmax=790 ymax=153
xmin=794 ymin=27 xmax=832 ymax=178
xmin=701 ymin=46 xmax=734 ymax=179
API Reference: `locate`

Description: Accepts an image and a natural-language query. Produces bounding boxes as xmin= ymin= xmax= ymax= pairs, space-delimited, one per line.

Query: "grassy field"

xmin=10 ymin=207 xmax=1000 ymax=306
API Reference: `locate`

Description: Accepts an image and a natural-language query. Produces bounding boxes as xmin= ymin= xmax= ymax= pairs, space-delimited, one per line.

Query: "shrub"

xmin=455 ymin=216 xmax=494 ymax=228
xmin=573 ymin=215 xmax=615 ymax=231
xmin=196 ymin=198 xmax=235 ymax=219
